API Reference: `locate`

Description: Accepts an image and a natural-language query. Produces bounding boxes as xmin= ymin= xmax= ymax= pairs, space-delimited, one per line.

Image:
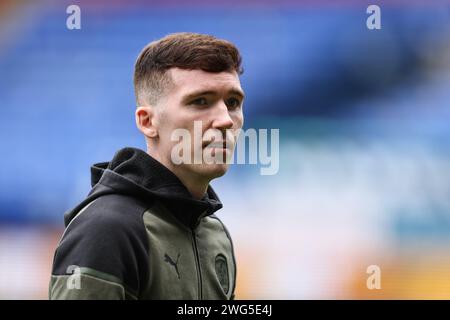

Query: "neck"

xmin=147 ymin=149 xmax=209 ymax=200
xmin=172 ymin=169 xmax=209 ymax=200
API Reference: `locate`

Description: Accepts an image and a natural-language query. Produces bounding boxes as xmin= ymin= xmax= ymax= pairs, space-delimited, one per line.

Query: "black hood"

xmin=64 ymin=147 xmax=223 ymax=229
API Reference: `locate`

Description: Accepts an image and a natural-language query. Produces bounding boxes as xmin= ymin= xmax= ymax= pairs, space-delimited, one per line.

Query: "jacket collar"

xmin=89 ymin=147 xmax=223 ymax=229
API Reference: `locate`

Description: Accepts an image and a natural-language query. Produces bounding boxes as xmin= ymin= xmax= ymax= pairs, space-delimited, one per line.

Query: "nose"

xmin=211 ymin=101 xmax=234 ymax=130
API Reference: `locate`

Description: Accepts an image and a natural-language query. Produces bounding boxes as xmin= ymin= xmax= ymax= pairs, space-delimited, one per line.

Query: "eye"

xmin=226 ymin=97 xmax=241 ymax=110
xmin=190 ymin=97 xmax=209 ymax=106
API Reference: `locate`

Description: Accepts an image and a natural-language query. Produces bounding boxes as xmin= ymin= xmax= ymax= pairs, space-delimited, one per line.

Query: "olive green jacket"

xmin=49 ymin=147 xmax=236 ymax=300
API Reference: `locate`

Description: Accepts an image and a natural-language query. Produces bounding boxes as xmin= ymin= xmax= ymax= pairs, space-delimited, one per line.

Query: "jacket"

xmin=49 ymin=147 xmax=236 ymax=300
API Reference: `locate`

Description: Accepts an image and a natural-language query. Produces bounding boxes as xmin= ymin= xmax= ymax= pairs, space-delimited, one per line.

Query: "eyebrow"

xmin=182 ymin=88 xmax=245 ymax=102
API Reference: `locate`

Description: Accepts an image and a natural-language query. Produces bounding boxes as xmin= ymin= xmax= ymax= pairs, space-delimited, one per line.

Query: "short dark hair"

xmin=134 ymin=32 xmax=243 ymax=106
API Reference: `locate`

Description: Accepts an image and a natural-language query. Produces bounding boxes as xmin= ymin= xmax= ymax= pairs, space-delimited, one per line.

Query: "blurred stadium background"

xmin=1 ymin=0 xmax=450 ymax=299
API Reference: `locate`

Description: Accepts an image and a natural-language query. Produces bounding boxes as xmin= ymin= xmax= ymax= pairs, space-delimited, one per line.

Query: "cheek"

xmin=172 ymin=105 xmax=201 ymax=127
xmin=159 ymin=106 xmax=189 ymax=132
xmin=232 ymin=112 xmax=244 ymax=128
xmin=159 ymin=114 xmax=197 ymax=148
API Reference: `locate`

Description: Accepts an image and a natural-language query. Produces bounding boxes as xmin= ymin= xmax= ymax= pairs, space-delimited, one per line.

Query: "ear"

xmin=135 ymin=106 xmax=159 ymax=138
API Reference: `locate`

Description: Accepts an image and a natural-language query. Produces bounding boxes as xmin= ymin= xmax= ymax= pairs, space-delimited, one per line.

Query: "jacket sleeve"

xmin=49 ymin=195 xmax=150 ymax=300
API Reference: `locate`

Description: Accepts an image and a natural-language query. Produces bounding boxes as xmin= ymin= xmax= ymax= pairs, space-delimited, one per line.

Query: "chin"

xmin=193 ymin=163 xmax=230 ymax=180
xmin=209 ymin=163 xmax=229 ymax=178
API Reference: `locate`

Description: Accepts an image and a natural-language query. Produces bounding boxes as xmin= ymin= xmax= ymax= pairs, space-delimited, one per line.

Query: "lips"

xmin=202 ymin=140 xmax=232 ymax=149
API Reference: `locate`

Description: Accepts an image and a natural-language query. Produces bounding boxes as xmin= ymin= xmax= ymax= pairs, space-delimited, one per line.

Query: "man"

xmin=49 ymin=32 xmax=244 ymax=300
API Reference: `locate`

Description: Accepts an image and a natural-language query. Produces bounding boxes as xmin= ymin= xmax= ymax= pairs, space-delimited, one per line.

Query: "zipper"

xmin=190 ymin=229 xmax=203 ymax=300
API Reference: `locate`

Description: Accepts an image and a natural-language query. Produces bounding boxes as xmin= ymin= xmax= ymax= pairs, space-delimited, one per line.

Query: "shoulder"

xmin=52 ymin=194 xmax=151 ymax=297
xmin=207 ymin=213 xmax=234 ymax=242
xmin=59 ymin=194 xmax=149 ymax=255
xmin=68 ymin=193 xmax=148 ymax=233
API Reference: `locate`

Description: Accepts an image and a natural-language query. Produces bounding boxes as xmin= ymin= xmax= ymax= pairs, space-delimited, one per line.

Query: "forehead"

xmin=168 ymin=68 xmax=242 ymax=97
